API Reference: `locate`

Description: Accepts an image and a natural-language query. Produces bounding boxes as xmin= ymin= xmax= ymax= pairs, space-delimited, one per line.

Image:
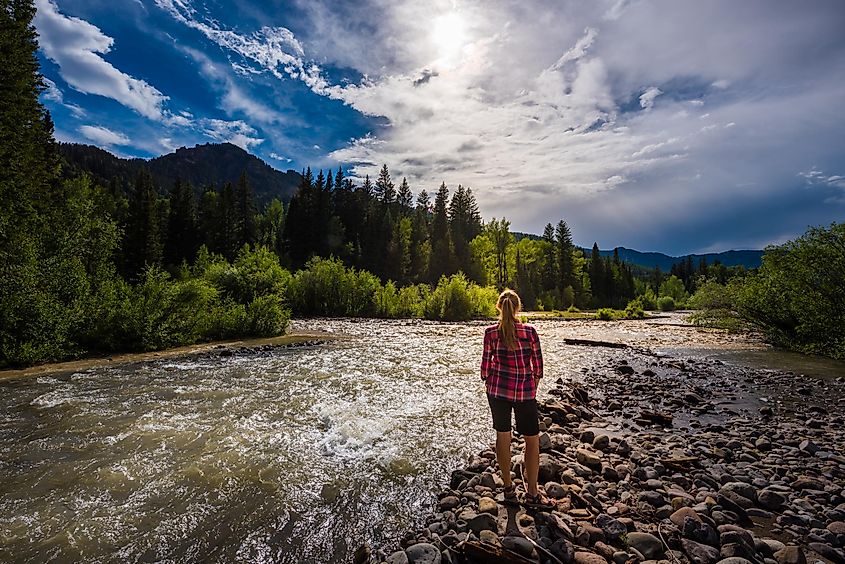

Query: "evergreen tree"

xmin=397 ymin=177 xmax=413 ymax=212
xmin=123 ymin=170 xmax=163 ymax=279
xmin=197 ymin=185 xmax=219 ymax=253
xmin=217 ymin=181 xmax=238 ymax=260
xmin=234 ymin=172 xmax=257 ymax=249
xmin=165 ymin=178 xmax=198 ymax=266
xmin=283 ymin=167 xmax=314 ymax=267
xmin=555 ymin=220 xmax=575 ymax=290
xmin=374 ymin=164 xmax=396 ymax=205
xmin=429 ymin=182 xmax=454 ymax=280
xmin=589 ymin=242 xmax=604 ymax=305
xmin=416 ymin=189 xmax=431 ymax=213
xmin=541 ymin=223 xmax=557 ymax=291
xmin=258 ymin=198 xmax=285 ymax=259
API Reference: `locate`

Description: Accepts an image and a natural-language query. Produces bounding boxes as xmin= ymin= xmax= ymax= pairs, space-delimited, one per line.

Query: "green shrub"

xmin=247 ymin=294 xmax=290 ymax=336
xmin=636 ymin=287 xmax=658 ymax=310
xmin=567 ymin=305 xmax=580 ymax=313
xmin=596 ymin=308 xmax=616 ymax=320
xmin=657 ymin=296 xmax=676 ymax=311
xmin=624 ymin=300 xmax=645 ymax=318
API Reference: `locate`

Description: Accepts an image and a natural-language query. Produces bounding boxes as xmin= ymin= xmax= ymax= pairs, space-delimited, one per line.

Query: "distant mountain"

xmin=58 ymin=142 xmax=302 ymax=206
xmin=593 ymin=246 xmax=763 ymax=270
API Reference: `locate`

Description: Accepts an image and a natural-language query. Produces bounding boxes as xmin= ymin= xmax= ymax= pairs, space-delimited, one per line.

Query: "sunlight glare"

xmin=431 ymin=12 xmax=466 ymax=65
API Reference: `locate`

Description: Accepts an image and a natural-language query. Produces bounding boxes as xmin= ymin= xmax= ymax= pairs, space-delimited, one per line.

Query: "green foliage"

xmin=624 ymin=300 xmax=645 ymax=319
xmin=567 ymin=305 xmax=580 ymax=313
xmin=636 ymin=287 xmax=658 ymax=310
xmin=727 ymin=223 xmax=845 ymax=358
xmin=595 ymin=308 xmax=618 ymax=321
xmin=688 ymin=279 xmax=745 ymax=332
xmin=659 ymin=275 xmax=688 ymax=306
xmin=657 ymin=296 xmax=676 ymax=311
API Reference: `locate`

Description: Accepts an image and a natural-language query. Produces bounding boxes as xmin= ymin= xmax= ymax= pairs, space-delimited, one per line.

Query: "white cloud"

xmin=79 ymin=124 xmax=130 ymax=146
xmin=41 ymin=77 xmax=64 ymax=103
xmin=201 ymin=118 xmax=263 ymax=149
xmin=269 ymin=152 xmax=292 ymax=162
xmin=35 ymin=0 xmax=169 ymax=120
xmin=639 ymin=86 xmax=662 ymax=109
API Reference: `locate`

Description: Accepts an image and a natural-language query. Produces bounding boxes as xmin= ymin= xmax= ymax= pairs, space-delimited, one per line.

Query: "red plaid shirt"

xmin=480 ymin=323 xmax=543 ymax=401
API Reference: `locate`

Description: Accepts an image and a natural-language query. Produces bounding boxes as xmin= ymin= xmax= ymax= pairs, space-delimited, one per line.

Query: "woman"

xmin=480 ymin=289 xmax=553 ymax=509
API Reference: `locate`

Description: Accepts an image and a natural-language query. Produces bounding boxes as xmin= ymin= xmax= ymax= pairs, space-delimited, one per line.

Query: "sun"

xmin=431 ymin=11 xmax=467 ymax=65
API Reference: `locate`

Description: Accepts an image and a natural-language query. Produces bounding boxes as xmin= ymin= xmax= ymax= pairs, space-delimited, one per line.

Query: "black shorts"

xmin=487 ymin=395 xmax=540 ymax=436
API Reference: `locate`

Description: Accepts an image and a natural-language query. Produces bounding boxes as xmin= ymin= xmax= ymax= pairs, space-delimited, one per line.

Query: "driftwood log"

xmin=563 ymin=338 xmax=629 ymax=349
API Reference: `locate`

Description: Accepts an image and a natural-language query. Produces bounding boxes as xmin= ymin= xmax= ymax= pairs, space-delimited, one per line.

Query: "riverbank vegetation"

xmin=689 ymin=222 xmax=845 ymax=360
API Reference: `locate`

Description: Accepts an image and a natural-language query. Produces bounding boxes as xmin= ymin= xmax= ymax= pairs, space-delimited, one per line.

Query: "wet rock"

xmin=625 ymin=532 xmax=664 ymax=559
xmin=639 ymin=490 xmax=666 ymax=507
xmin=478 ymin=530 xmax=500 ymax=545
xmin=791 ymin=477 xmax=825 ymax=491
xmin=546 ymin=482 xmax=568 ymax=499
xmin=682 ymin=538 xmax=721 ymax=564
xmin=595 ymin=514 xmax=627 ymax=541
xmin=827 ymin=521 xmax=845 ymax=535
xmin=720 ymin=482 xmax=757 ymax=504
xmin=798 ymin=440 xmax=820 ymax=455
xmin=683 ymin=519 xmax=719 ymax=547
xmin=808 ymin=543 xmax=845 ymax=562
xmin=405 ymin=543 xmax=441 ymax=564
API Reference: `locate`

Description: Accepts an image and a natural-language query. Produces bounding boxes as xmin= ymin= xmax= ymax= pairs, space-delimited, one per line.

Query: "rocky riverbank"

xmin=362 ymin=346 xmax=845 ymax=564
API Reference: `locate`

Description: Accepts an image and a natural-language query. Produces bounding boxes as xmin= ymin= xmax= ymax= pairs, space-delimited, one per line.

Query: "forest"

xmin=3 ymin=1 xmax=841 ymax=366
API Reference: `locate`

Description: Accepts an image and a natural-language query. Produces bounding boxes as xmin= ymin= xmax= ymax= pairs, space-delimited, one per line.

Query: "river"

xmin=1 ymin=314 xmax=842 ymax=563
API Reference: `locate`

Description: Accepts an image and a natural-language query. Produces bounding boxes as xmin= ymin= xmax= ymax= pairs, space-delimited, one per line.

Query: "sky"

xmin=34 ymin=0 xmax=845 ymax=255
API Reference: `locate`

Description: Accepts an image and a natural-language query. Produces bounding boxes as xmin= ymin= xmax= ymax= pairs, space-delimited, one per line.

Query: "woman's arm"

xmin=531 ymin=327 xmax=544 ymax=382
xmin=480 ymin=330 xmax=493 ymax=380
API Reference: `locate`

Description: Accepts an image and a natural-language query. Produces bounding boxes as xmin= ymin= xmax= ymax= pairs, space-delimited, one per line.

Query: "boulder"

xmin=467 ymin=513 xmax=497 ymax=535
xmin=406 ymin=543 xmax=441 ymax=564
xmin=576 ymin=448 xmax=602 ymax=470
xmin=625 ymin=532 xmax=664 ymax=559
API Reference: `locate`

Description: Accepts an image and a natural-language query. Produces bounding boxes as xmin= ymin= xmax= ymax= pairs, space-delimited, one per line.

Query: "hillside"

xmin=58 ymin=142 xmax=302 ymax=206
xmin=597 ymin=247 xmax=763 ymax=270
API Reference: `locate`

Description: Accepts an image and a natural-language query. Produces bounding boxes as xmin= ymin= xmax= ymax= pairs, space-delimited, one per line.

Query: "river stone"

xmin=546 ymin=482 xmax=568 ymax=498
xmin=574 ymin=551 xmax=609 ymax=564
xmin=625 ymin=532 xmax=664 ymax=559
xmin=593 ymin=435 xmax=610 ymax=451
xmin=551 ymin=539 xmax=575 ymax=563
xmin=760 ymin=539 xmax=786 ymax=556
xmin=682 ymin=539 xmax=721 ymax=564
xmin=580 ymin=430 xmax=595 ymax=444
xmin=577 ymin=449 xmax=602 ymax=469
xmin=438 ymin=496 xmax=460 ymax=511
xmin=479 ymin=530 xmax=500 ymax=545
xmin=671 ymin=507 xmax=701 ymax=527
xmin=478 ymin=497 xmax=498 ymax=515
xmin=828 ymin=521 xmax=845 ymax=535
xmin=798 ymin=440 xmax=820 ymax=455
xmin=387 ymin=551 xmax=410 ymax=564
xmin=792 ymin=477 xmax=825 ymax=491
xmin=595 ymin=514 xmax=627 ymax=540
xmin=467 ymin=513 xmax=497 ymax=534
xmin=502 ymin=536 xmax=535 ymax=557
xmin=539 ymin=453 xmax=564 ymax=482
xmin=720 ymin=482 xmax=757 ymax=504
xmin=773 ymin=545 xmax=806 ymax=564
xmin=406 ymin=543 xmax=441 ymax=564
xmin=715 ymin=559 xmax=753 ymax=564
xmin=639 ymin=490 xmax=666 ymax=507
xmin=758 ymin=489 xmax=786 ymax=510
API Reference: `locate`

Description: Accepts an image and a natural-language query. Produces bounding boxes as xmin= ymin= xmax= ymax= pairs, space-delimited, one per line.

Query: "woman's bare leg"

xmin=495 ymin=430 xmax=512 ymax=487
xmin=523 ymin=434 xmax=540 ymax=495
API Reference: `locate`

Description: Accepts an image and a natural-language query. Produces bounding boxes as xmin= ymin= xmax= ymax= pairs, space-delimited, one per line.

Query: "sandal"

xmin=501 ymin=483 xmax=519 ymax=505
xmin=522 ymin=491 xmax=555 ymax=511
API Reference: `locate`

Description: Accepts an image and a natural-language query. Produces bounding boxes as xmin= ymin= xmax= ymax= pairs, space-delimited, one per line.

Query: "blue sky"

xmin=35 ymin=0 xmax=845 ymax=254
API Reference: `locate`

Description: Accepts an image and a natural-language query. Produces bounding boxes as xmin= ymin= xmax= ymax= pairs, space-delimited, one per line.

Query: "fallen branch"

xmin=564 ymin=338 xmax=629 ymax=349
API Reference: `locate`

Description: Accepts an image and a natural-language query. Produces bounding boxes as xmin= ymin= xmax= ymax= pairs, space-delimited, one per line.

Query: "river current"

xmin=0 ymin=315 xmax=840 ymax=562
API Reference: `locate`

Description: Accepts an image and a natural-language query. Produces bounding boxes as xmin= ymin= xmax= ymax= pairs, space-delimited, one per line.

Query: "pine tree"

xmin=234 ymin=171 xmax=258 ymax=249
xmin=589 ymin=242 xmax=604 ymax=305
xmin=397 ymin=177 xmax=413 ymax=212
xmin=374 ymin=164 xmax=395 ymax=204
xmin=555 ymin=220 xmax=575 ymax=290
xmin=541 ymin=223 xmax=557 ymax=291
xmin=123 ymin=170 xmax=162 ymax=279
xmin=429 ymin=182 xmax=454 ymax=280
xmin=416 ymin=189 xmax=431 ymax=213
xmin=165 ymin=178 xmax=198 ymax=266
xmin=197 ymin=185 xmax=219 ymax=253
xmin=217 ymin=181 xmax=238 ymax=260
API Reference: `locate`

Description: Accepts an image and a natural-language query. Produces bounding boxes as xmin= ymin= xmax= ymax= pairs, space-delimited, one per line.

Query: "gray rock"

xmin=387 ymin=551 xmax=410 ymax=564
xmin=438 ymin=496 xmax=460 ymax=511
xmin=467 ymin=513 xmax=497 ymax=535
xmin=551 ymin=539 xmax=575 ymax=563
xmin=625 ymin=532 xmax=664 ymax=559
xmin=671 ymin=507 xmax=701 ymax=527
xmin=720 ymin=482 xmax=757 ymax=504
xmin=406 ymin=543 xmax=441 ymax=564
xmin=807 ymin=543 xmax=844 ymax=562
xmin=682 ymin=538 xmax=721 ymax=564
xmin=539 ymin=453 xmax=564 ymax=483
xmin=580 ymin=430 xmax=595 ymax=444
xmin=546 ymin=482 xmax=568 ymax=499
xmin=716 ymin=559 xmax=753 ymax=564
xmin=595 ymin=514 xmax=627 ymax=541
xmin=479 ymin=530 xmax=500 ymax=545
xmin=639 ymin=490 xmax=666 ymax=507
xmin=758 ymin=489 xmax=786 ymax=510
xmin=574 ymin=552 xmax=609 ymax=564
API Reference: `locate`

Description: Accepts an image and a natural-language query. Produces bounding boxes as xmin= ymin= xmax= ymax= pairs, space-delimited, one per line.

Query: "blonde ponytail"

xmin=497 ymin=289 xmax=522 ymax=350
